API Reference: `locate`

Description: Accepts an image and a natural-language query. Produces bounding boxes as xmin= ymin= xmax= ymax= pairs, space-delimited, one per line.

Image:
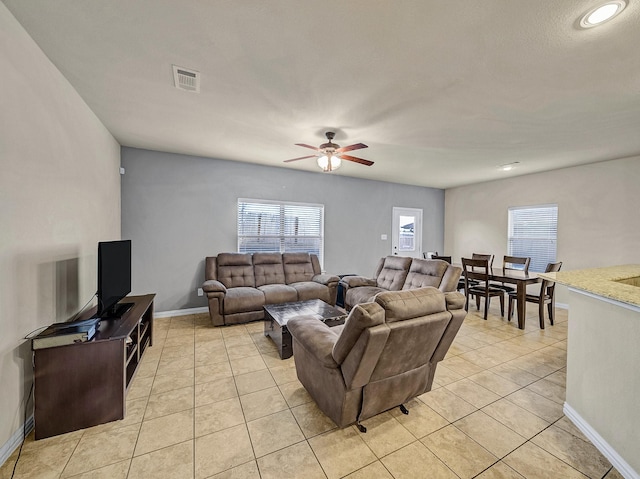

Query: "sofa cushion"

xmin=253 ymin=253 xmax=286 ymax=287
xmin=290 ymin=282 xmax=331 ymax=303
xmin=223 ymin=287 xmax=265 ymax=314
xmin=375 ymin=256 xmax=412 ymax=291
xmin=283 ymin=253 xmax=316 ymax=284
xmin=217 ymin=253 xmax=256 ymax=288
xmin=258 ymin=284 xmax=298 ymax=304
xmin=402 ymin=258 xmax=448 ymax=290
xmin=375 ymin=287 xmax=447 ymax=322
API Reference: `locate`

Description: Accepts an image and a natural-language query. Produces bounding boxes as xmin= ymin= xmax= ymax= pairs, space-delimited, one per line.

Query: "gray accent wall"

xmin=121 ymin=148 xmax=445 ymax=312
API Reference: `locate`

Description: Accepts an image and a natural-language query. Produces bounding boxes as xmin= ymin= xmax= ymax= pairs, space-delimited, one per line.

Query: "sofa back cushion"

xmin=375 ymin=256 xmax=412 ymax=291
xmin=216 ymin=253 xmax=256 ymax=288
xmin=370 ymin=288 xmax=450 ymax=379
xmin=402 ymin=258 xmax=448 ymax=290
xmin=253 ymin=253 xmax=286 ymax=287
xmin=375 ymin=287 xmax=447 ymax=322
xmin=283 ymin=253 xmax=316 ymax=284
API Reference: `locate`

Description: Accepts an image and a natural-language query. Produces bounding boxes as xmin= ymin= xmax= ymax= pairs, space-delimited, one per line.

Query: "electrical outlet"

xmin=381 ymin=234 xmax=388 ymax=240
xmin=197 ymin=288 xmax=203 ymax=297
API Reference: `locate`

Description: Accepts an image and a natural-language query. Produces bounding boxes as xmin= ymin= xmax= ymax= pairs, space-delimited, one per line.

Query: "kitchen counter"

xmin=539 ymin=264 xmax=640 ymax=310
xmin=543 ymin=264 xmax=640 ymax=478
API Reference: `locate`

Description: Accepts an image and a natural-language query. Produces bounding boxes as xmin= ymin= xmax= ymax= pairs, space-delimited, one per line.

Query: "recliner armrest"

xmin=444 ymin=291 xmax=466 ymax=310
xmin=288 ymin=316 xmax=340 ymax=368
xmin=340 ymin=276 xmax=376 ymax=288
xmin=312 ymin=274 xmax=339 ymax=286
xmin=202 ymin=279 xmax=226 ymax=294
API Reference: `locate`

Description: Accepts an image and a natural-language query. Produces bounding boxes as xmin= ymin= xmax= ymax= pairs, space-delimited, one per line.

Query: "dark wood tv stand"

xmin=33 ymin=294 xmax=155 ymax=439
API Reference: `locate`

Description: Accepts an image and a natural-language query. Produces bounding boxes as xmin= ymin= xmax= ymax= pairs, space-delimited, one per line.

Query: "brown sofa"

xmin=203 ymin=252 xmax=339 ymax=326
xmin=340 ymin=256 xmax=462 ymax=310
xmin=287 ymin=287 xmax=466 ymax=430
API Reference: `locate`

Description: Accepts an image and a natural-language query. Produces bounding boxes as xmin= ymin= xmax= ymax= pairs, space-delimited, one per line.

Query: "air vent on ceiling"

xmin=172 ymin=65 xmax=200 ymax=93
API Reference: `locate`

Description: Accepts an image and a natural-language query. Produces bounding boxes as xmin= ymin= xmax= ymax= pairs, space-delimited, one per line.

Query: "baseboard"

xmin=154 ymin=306 xmax=209 ymax=318
xmin=555 ymin=302 xmax=569 ymax=310
xmin=0 ymin=415 xmax=34 ymax=468
xmin=563 ymin=403 xmax=638 ymax=479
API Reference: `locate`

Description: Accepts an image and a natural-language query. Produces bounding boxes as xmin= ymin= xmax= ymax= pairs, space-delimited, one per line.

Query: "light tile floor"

xmin=1 ymin=303 xmax=627 ymax=479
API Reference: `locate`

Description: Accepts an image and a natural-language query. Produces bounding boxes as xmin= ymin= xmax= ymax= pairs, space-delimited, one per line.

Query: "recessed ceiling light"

xmin=499 ymin=162 xmax=520 ymax=171
xmin=580 ymin=1 xmax=627 ymax=28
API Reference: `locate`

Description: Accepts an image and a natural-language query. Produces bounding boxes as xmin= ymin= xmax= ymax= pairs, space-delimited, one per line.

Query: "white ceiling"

xmin=5 ymin=0 xmax=640 ymax=188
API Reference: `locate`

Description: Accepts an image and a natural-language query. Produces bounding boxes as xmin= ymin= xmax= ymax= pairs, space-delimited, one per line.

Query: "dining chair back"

xmin=493 ymin=256 xmax=531 ymax=293
xmin=507 ymin=261 xmax=563 ymax=329
xmin=461 ymin=258 xmax=504 ymax=320
xmin=472 ymin=253 xmax=494 ymax=269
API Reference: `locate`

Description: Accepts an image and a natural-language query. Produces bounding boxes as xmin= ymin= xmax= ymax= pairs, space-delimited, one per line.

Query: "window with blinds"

xmin=508 ymin=205 xmax=558 ymax=273
xmin=237 ymin=199 xmax=324 ymax=266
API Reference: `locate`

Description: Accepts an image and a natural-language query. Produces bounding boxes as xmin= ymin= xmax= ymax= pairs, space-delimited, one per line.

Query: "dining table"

xmin=489 ymin=268 xmax=541 ymax=329
xmin=459 ymin=266 xmax=541 ymax=329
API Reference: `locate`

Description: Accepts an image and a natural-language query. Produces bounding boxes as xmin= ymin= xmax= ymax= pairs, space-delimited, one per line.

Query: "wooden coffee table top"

xmin=264 ymin=299 xmax=346 ymax=327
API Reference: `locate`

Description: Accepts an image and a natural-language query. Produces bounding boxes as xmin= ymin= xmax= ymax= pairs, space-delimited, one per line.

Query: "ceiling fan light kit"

xmin=285 ymin=131 xmax=373 ymax=172
xmin=317 ymin=155 xmax=341 ymax=172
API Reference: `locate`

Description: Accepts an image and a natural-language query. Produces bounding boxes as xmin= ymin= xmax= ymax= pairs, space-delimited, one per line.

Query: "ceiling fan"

xmin=284 ymin=132 xmax=373 ymax=172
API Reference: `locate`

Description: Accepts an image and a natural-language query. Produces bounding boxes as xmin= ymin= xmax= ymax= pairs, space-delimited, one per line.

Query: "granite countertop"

xmin=539 ymin=264 xmax=640 ymax=308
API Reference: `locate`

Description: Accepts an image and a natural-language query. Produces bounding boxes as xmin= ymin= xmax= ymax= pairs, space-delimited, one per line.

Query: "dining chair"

xmin=492 ymin=255 xmax=531 ymax=293
xmin=464 ymin=253 xmax=494 ymax=292
xmin=507 ymin=261 xmax=563 ymax=329
xmin=462 ymin=258 xmax=504 ymax=320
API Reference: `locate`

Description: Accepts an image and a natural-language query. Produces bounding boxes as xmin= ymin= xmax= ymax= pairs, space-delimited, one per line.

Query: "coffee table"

xmin=264 ymin=299 xmax=347 ymax=359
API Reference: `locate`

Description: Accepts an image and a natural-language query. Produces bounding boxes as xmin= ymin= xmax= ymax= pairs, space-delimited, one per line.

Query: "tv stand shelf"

xmin=34 ymin=294 xmax=155 ymax=439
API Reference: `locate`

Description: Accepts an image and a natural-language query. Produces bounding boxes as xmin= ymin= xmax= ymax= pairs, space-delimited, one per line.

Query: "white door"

xmin=392 ymin=207 xmax=423 ymax=258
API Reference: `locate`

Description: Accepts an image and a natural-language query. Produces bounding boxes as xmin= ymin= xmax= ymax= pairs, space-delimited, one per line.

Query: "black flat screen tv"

xmin=97 ymin=240 xmax=132 ymax=318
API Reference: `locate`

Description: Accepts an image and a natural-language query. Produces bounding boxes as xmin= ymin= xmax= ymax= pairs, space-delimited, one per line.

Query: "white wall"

xmin=444 ymin=156 xmax=640 ymax=304
xmin=0 ymin=4 xmax=121 ymax=458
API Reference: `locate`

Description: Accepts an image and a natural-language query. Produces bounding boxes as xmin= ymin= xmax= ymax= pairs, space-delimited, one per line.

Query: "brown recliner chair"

xmin=287 ymin=287 xmax=466 ymax=431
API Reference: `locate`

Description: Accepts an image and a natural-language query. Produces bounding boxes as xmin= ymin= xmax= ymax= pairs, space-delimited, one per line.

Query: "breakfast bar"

xmin=539 ymin=265 xmax=640 ymax=479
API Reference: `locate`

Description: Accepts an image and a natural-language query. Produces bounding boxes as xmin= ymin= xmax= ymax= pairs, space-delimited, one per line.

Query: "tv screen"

xmin=97 ymin=240 xmax=132 ymax=317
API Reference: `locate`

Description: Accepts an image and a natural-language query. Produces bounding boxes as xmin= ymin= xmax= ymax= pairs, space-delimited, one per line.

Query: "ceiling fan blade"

xmin=336 ymin=143 xmax=368 ymax=153
xmin=295 ymin=143 xmax=320 ymax=151
xmin=338 ymin=154 xmax=374 ymax=166
xmin=284 ymin=155 xmax=318 ymax=163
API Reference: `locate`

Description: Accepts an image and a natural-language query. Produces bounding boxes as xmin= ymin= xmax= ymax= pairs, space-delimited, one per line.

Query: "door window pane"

xmin=398 ymin=215 xmax=415 ymax=251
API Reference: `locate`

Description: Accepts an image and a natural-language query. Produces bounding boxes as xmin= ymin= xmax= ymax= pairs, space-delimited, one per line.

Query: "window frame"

xmin=237 ymin=198 xmax=325 ymax=268
xmin=507 ymin=204 xmax=558 ymax=273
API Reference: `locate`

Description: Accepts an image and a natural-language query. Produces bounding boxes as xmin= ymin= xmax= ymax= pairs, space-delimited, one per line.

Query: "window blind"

xmin=237 ymin=199 xmax=324 ymax=266
xmin=508 ymin=205 xmax=558 ymax=273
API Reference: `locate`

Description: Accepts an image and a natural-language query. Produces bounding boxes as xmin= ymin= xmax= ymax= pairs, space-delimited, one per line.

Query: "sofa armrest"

xmin=340 ymin=276 xmax=376 ymax=288
xmin=444 ymin=291 xmax=466 ymax=310
xmin=202 ymin=279 xmax=226 ymax=294
xmin=312 ymin=274 xmax=339 ymax=286
xmin=288 ymin=316 xmax=340 ymax=368
xmin=439 ymin=265 xmax=463 ymax=292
